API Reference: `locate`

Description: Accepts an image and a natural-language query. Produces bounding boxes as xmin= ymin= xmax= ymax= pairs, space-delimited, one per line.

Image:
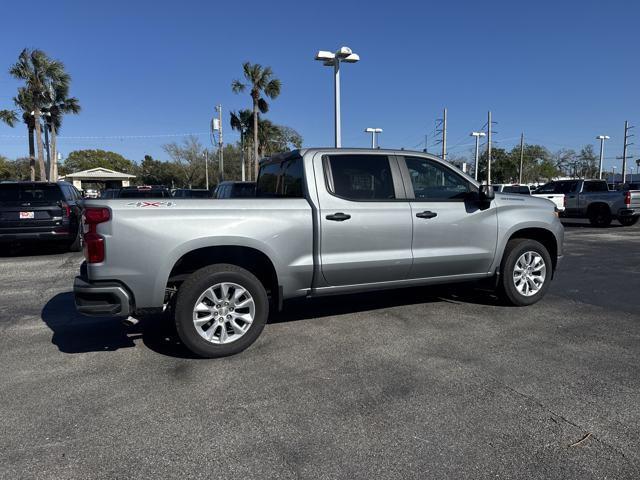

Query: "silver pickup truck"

xmin=74 ymin=149 xmax=564 ymax=357
xmin=535 ymin=179 xmax=640 ymax=227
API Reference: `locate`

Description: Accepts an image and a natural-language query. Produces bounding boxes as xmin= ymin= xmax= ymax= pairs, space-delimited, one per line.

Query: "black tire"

xmin=588 ymin=205 xmax=612 ymax=227
xmin=619 ymin=216 xmax=639 ymax=227
xmin=68 ymin=228 xmax=82 ymax=252
xmin=174 ymin=264 xmax=268 ymax=358
xmin=498 ymin=238 xmax=553 ymax=306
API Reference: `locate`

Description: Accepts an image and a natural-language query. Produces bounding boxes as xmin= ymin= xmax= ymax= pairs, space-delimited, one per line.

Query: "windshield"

xmin=0 ymin=184 xmax=63 ymax=204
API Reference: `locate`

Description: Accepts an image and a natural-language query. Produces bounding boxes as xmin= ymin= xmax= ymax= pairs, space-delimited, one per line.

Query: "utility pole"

xmin=518 ymin=133 xmax=525 ymax=184
xmin=216 ymin=104 xmax=224 ymax=183
xmin=435 ymin=108 xmax=447 ymax=160
xmin=487 ymin=111 xmax=492 ymax=185
xmin=424 ymin=133 xmax=428 ymax=153
xmin=622 ymin=120 xmax=634 ymax=184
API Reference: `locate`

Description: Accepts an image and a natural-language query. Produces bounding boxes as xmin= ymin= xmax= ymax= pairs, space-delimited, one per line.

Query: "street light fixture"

xmin=365 ymin=127 xmax=382 ymax=148
xmin=470 ymin=131 xmax=486 ymax=181
xmin=596 ymin=135 xmax=610 ymax=180
xmin=315 ymin=46 xmax=360 ymax=148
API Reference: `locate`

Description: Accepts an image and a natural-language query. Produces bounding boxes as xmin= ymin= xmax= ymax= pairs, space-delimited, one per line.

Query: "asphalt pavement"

xmin=1 ymin=220 xmax=639 ymax=479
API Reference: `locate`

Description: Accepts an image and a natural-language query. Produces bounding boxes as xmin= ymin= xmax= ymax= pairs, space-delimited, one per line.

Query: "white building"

xmin=61 ymin=167 xmax=136 ymax=191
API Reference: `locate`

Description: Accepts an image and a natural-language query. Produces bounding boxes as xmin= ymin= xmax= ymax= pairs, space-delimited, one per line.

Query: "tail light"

xmin=61 ymin=202 xmax=71 ymax=218
xmin=83 ymin=207 xmax=110 ymax=263
xmin=624 ymin=191 xmax=631 ymax=207
xmin=563 ymin=195 xmax=567 ymax=208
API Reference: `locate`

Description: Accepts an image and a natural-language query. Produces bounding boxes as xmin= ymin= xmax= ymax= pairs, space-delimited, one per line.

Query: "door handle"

xmin=416 ymin=211 xmax=437 ymax=219
xmin=326 ymin=212 xmax=351 ymax=222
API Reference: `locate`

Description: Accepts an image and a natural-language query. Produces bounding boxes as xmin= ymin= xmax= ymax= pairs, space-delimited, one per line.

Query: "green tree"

xmin=63 ymin=149 xmax=136 ymax=173
xmin=232 ymin=62 xmax=281 ymax=178
xmin=230 ymin=109 xmax=253 ymax=181
xmin=9 ymin=49 xmax=70 ymax=181
xmin=42 ymin=81 xmax=81 ymax=180
xmin=138 ymin=155 xmax=183 ymax=187
xmin=0 ymin=155 xmax=11 ymax=179
xmin=577 ymin=144 xmax=598 ymax=178
xmin=0 ymin=109 xmax=18 ymax=127
xmin=163 ymin=136 xmax=207 ymax=188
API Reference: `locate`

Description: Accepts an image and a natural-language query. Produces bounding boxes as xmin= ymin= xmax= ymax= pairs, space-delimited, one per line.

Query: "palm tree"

xmin=43 ymin=82 xmax=80 ymax=180
xmin=230 ymin=109 xmax=253 ymax=181
xmin=9 ymin=49 xmax=69 ymax=181
xmin=13 ymin=88 xmax=37 ymax=180
xmin=231 ymin=62 xmax=281 ymax=178
xmin=0 ymin=109 xmax=18 ymax=127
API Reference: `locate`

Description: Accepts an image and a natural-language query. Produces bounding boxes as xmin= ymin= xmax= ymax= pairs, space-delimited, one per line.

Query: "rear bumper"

xmin=617 ymin=208 xmax=639 ymax=218
xmin=74 ymin=275 xmax=134 ymax=317
xmin=0 ymin=228 xmax=74 ymax=242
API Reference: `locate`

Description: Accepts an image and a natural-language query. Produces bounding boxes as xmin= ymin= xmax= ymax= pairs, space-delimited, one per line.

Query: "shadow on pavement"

xmin=0 ymin=241 xmax=70 ymax=257
xmin=272 ymin=283 xmax=502 ymax=324
xmin=41 ymin=292 xmax=198 ymax=359
xmin=561 ymin=219 xmax=625 ymax=229
xmin=42 ymin=284 xmax=501 ymax=357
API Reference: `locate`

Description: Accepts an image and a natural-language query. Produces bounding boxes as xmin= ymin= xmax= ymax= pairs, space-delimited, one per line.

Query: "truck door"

xmin=314 ymin=153 xmax=413 ymax=286
xmin=398 ymin=156 xmax=498 ymax=279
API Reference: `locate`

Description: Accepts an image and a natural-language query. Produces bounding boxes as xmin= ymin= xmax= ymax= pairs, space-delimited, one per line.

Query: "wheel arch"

xmin=506 ymin=227 xmax=559 ymax=273
xmin=166 ymin=245 xmax=280 ymax=308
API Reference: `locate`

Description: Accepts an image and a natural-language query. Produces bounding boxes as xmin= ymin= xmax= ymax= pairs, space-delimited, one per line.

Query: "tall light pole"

xmin=365 ymin=128 xmax=382 ymax=148
xmin=487 ymin=111 xmax=493 ymax=185
xmin=315 ymin=46 xmax=360 ymax=148
xmin=203 ymin=151 xmax=209 ymax=190
xmin=470 ymin=131 xmax=486 ymax=181
xmin=596 ymin=135 xmax=610 ymax=180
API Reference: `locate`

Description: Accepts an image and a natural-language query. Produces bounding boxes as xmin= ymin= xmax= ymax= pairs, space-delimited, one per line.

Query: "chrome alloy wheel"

xmin=192 ymin=282 xmax=255 ymax=344
xmin=512 ymin=251 xmax=547 ymax=297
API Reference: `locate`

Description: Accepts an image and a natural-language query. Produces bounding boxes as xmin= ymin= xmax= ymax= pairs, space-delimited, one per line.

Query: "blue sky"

xmin=1 ymin=0 xmax=638 ymax=172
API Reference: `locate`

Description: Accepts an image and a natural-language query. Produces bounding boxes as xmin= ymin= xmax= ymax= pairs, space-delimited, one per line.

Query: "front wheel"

xmin=498 ymin=239 xmax=553 ymax=306
xmin=619 ymin=216 xmax=639 ymax=227
xmin=174 ymin=264 xmax=269 ymax=358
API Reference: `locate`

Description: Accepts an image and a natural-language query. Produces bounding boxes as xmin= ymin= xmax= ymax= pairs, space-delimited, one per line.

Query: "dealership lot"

xmin=1 ymin=221 xmax=639 ymax=479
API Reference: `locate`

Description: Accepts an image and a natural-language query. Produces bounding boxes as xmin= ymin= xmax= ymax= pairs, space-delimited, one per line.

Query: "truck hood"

xmin=494 ymin=192 xmax=556 ymax=210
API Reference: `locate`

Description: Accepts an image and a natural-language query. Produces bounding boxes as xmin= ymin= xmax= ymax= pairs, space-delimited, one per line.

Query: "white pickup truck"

xmin=492 ymin=184 xmax=565 ymax=212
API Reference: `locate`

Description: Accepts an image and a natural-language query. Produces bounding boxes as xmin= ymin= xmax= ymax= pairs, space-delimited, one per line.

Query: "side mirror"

xmin=479 ymin=184 xmax=495 ymax=202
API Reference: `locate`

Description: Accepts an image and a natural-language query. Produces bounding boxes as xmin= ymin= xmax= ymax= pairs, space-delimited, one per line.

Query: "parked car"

xmin=74 ymin=148 xmax=564 ymax=358
xmin=84 ymin=188 xmax=99 ymax=199
xmin=172 ymin=188 xmax=214 ymax=199
xmin=117 ymin=186 xmax=172 ymax=199
xmin=0 ymin=181 xmax=83 ymax=251
xmin=492 ymin=183 xmax=565 ymax=212
xmin=535 ymin=179 xmax=640 ymax=226
xmin=214 ymin=181 xmax=256 ymax=198
xmin=100 ymin=188 xmax=120 ymax=199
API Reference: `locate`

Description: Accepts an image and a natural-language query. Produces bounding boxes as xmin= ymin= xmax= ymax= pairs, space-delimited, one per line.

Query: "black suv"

xmin=0 ymin=181 xmax=83 ymax=251
xmin=172 ymin=188 xmax=214 ymax=198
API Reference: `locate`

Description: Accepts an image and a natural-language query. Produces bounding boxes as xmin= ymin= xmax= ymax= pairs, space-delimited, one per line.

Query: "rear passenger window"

xmin=256 ymin=157 xmax=305 ymax=198
xmin=404 ymin=156 xmax=470 ymax=201
xmin=584 ymin=181 xmax=608 ymax=192
xmin=325 ymin=154 xmax=395 ymax=200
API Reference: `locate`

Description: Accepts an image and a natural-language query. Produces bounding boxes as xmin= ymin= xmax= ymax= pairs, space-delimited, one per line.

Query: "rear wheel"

xmin=619 ymin=216 xmax=639 ymax=227
xmin=174 ymin=264 xmax=268 ymax=358
xmin=498 ymin=239 xmax=552 ymax=306
xmin=588 ymin=205 xmax=612 ymax=227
